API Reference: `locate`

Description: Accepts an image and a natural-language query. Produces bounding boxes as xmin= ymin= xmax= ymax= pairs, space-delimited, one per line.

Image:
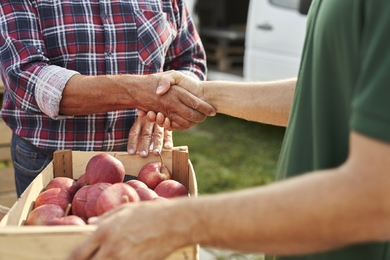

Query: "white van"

xmin=186 ymin=0 xmax=311 ymax=82
xmin=244 ymin=0 xmax=310 ymax=81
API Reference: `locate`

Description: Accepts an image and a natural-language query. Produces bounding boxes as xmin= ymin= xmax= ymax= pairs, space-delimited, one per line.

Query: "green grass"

xmin=173 ymin=114 xmax=286 ymax=195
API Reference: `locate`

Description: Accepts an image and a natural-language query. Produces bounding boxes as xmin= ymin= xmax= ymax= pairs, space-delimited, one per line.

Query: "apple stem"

xmin=65 ymin=203 xmax=72 ymax=217
xmin=123 ymin=195 xmax=129 ymax=203
xmin=158 ymin=152 xmax=165 ymax=167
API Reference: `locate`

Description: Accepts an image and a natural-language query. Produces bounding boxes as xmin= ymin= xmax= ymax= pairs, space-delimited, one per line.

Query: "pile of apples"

xmin=25 ymin=153 xmax=189 ymax=226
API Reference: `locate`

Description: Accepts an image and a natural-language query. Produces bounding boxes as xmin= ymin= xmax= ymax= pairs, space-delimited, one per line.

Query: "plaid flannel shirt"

xmin=0 ymin=0 xmax=206 ymax=152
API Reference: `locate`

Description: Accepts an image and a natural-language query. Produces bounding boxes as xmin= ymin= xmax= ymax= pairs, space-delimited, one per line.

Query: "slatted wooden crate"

xmin=0 ymin=147 xmax=199 ymax=260
xmin=0 ymin=118 xmax=16 ymax=209
xmin=200 ymin=27 xmax=245 ymax=73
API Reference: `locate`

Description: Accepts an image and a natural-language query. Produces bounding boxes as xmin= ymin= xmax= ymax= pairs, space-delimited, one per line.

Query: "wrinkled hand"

xmin=138 ymin=71 xmax=215 ymax=130
xmin=68 ymin=201 xmax=183 ymax=260
xmin=127 ymin=117 xmax=173 ymax=157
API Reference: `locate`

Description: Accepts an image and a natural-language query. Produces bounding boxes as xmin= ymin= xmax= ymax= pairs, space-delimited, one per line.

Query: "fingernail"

xmin=153 ymin=148 xmax=160 ymax=154
xmin=128 ymin=149 xmax=135 ymax=154
xmin=140 ymin=150 xmax=147 ymax=157
xmin=156 ymin=86 xmax=164 ymax=94
xmin=164 ymin=143 xmax=173 ymax=149
xmin=88 ymin=217 xmax=98 ymax=224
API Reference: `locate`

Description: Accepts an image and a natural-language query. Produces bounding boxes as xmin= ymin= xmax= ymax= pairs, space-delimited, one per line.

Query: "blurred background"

xmin=0 ymin=1 xmax=310 ymax=259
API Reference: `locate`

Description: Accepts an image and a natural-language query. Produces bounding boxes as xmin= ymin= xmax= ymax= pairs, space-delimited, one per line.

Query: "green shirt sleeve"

xmin=351 ymin=1 xmax=390 ymax=143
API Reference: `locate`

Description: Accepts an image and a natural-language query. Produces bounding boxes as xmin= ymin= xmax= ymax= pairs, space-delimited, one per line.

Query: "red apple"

xmin=46 ymin=177 xmax=80 ymax=198
xmin=85 ymin=182 xmax=112 ymax=218
xmin=34 ymin=187 xmax=71 ymax=211
xmin=135 ymin=187 xmax=159 ymax=201
xmin=71 ymin=185 xmax=91 ymax=220
xmin=125 ymin=179 xmax=148 ymax=189
xmin=154 ymin=180 xmax=189 ymax=198
xmin=152 ymin=196 xmax=169 ymax=202
xmin=85 ymin=153 xmax=125 ymax=185
xmin=77 ymin=173 xmax=87 ymax=187
xmin=25 ymin=204 xmax=65 ymax=226
xmin=95 ymin=183 xmax=140 ymax=216
xmin=47 ymin=215 xmax=86 ymax=226
xmin=137 ymin=153 xmax=172 ymax=189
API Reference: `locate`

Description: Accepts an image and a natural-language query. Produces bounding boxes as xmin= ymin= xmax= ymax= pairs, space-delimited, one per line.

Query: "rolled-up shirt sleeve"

xmin=0 ymin=1 xmax=79 ymax=120
xmin=35 ymin=66 xmax=80 ymax=119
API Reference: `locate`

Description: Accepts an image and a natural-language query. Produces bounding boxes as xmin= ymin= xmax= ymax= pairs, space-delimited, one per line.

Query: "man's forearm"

xmin=177 ymin=132 xmax=390 ymax=255
xmin=59 ymin=74 xmax=152 ymax=115
xmin=183 ymin=169 xmax=389 ymax=255
xmin=202 ymin=78 xmax=296 ymax=127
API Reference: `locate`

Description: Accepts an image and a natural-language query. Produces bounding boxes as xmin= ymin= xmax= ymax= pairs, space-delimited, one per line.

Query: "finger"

xmin=155 ymin=112 xmax=166 ymax=126
xmin=89 ymin=244 xmax=122 ymax=260
xmin=127 ymin=118 xmax=142 ymax=154
xmin=171 ymin=120 xmax=188 ymax=130
xmin=138 ymin=119 xmax=154 ymax=157
xmin=151 ymin=124 xmax=164 ymax=155
xmin=146 ymin=111 xmax=158 ymax=122
xmin=169 ymin=109 xmax=204 ymax=128
xmin=68 ymin=232 xmax=101 ymax=260
xmin=156 ymin=74 xmax=175 ymax=95
xmin=163 ymin=117 xmax=173 ymax=130
xmin=156 ymin=84 xmax=170 ymax=95
xmin=177 ymin=88 xmax=216 ymax=117
xmin=159 ymin=86 xmax=213 ymax=126
xmin=162 ymin=110 xmax=197 ymax=130
xmin=137 ymin=109 xmax=147 ymax=118
xmin=163 ymin=130 xmax=173 ymax=149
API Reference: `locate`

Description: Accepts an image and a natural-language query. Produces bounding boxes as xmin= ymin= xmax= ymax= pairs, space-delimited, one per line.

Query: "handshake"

xmin=138 ymin=71 xmax=290 ymax=131
xmin=138 ymin=70 xmax=217 ymax=131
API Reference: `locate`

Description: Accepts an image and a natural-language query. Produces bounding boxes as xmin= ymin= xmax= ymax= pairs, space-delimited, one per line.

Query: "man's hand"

xmin=127 ymin=117 xmax=173 ymax=157
xmin=138 ymin=71 xmax=214 ymax=130
xmin=68 ymin=201 xmax=185 ymax=260
xmin=135 ymin=71 xmax=215 ymax=130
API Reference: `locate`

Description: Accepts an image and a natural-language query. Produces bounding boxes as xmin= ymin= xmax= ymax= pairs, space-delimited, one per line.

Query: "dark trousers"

xmin=10 ymin=133 xmax=53 ymax=197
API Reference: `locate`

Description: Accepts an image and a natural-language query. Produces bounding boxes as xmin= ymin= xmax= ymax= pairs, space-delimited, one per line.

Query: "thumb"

xmin=156 ymin=78 xmax=172 ymax=95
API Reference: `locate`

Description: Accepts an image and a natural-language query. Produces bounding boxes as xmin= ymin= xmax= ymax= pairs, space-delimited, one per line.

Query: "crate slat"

xmin=0 ymin=167 xmax=15 ymax=193
xmin=0 ymin=119 xmax=12 ymax=147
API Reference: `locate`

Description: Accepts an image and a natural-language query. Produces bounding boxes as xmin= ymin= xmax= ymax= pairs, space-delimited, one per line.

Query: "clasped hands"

xmin=127 ymin=71 xmax=215 ymax=156
xmin=139 ymin=70 xmax=215 ymax=130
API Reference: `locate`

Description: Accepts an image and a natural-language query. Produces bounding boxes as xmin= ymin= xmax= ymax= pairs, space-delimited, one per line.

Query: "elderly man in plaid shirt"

xmin=0 ymin=0 xmax=215 ymax=197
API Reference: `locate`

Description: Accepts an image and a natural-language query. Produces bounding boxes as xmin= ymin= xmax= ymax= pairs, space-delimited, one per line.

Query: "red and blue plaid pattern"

xmin=0 ymin=0 xmax=206 ymax=152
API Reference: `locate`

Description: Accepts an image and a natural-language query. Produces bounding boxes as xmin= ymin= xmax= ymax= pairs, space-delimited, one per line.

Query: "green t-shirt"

xmin=276 ymin=0 xmax=390 ymax=259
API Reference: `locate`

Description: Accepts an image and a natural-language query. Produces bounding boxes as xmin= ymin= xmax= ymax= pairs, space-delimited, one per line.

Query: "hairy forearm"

xmin=60 ymin=74 xmax=153 ymax=115
xmin=173 ymin=133 xmax=390 ymax=255
xmin=180 ymin=171 xmax=389 ymax=255
xmin=202 ymin=78 xmax=296 ymax=127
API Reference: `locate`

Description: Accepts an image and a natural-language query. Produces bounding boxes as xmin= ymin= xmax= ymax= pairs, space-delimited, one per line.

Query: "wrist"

xmin=200 ymin=81 xmax=214 ymax=108
xmin=117 ymin=74 xmax=157 ymax=109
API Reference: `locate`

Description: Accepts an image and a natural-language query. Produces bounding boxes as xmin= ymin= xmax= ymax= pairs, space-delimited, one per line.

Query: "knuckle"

xmin=190 ymin=98 xmax=201 ymax=110
xmin=188 ymin=109 xmax=205 ymax=122
xmin=153 ymin=131 xmax=164 ymax=140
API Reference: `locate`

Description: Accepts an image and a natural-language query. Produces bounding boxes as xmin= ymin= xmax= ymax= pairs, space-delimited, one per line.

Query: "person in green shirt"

xmin=70 ymin=1 xmax=390 ymax=259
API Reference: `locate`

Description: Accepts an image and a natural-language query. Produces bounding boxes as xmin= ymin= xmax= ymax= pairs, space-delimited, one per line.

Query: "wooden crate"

xmin=0 ymin=118 xmax=16 ymax=209
xmin=0 ymin=79 xmax=4 ymax=94
xmin=0 ymin=118 xmax=12 ymax=161
xmin=0 ymin=147 xmax=199 ymax=260
xmin=200 ymin=27 xmax=245 ymax=73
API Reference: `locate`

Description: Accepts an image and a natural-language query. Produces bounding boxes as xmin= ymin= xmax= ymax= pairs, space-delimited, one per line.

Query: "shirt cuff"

xmin=35 ymin=65 xmax=80 ymax=119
